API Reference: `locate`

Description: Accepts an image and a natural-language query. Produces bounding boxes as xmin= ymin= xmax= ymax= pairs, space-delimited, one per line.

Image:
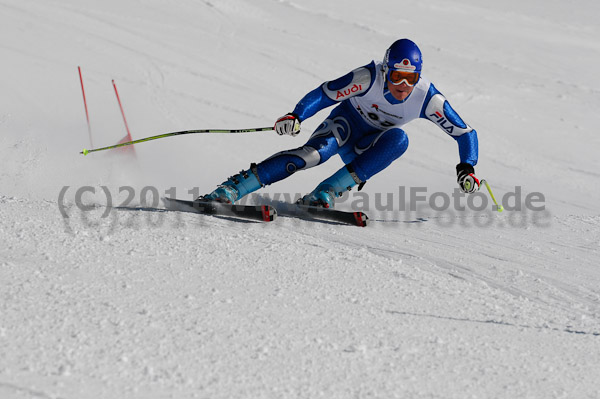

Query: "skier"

xmin=201 ymin=38 xmax=480 ymax=208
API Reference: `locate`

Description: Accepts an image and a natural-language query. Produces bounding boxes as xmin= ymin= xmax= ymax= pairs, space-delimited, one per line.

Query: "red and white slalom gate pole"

xmin=112 ymin=79 xmax=136 ymax=155
xmin=78 ymin=66 xmax=93 ymax=147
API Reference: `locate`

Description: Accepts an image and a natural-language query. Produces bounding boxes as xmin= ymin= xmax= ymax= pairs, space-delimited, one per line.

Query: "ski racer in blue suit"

xmin=203 ymin=38 xmax=481 ymax=208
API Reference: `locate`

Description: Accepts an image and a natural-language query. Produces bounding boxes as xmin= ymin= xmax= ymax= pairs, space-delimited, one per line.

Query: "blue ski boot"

xmin=201 ymin=164 xmax=263 ymax=204
xmin=299 ymin=166 xmax=362 ymax=208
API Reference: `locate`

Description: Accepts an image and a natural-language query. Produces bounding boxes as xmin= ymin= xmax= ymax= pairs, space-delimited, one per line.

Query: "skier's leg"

xmin=255 ymin=115 xmax=351 ymax=185
xmin=348 ymin=127 xmax=409 ymax=182
xmin=301 ymin=128 xmax=409 ymax=207
xmin=203 ymin=110 xmax=352 ymax=203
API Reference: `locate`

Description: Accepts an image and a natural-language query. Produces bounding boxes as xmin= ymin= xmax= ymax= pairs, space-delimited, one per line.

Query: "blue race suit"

xmin=256 ymin=60 xmax=478 ymax=186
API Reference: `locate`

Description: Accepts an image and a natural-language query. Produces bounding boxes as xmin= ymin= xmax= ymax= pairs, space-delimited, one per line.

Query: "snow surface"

xmin=1 ymin=0 xmax=600 ymax=398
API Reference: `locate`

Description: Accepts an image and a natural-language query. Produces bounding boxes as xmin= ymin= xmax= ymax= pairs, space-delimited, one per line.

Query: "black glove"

xmin=456 ymin=163 xmax=480 ymax=194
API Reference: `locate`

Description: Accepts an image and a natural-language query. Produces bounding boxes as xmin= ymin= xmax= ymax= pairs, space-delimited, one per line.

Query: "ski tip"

xmin=81 ymin=148 xmax=89 ymax=156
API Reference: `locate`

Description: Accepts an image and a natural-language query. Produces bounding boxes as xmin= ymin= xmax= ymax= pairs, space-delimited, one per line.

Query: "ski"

xmin=162 ymin=197 xmax=276 ymax=222
xmin=276 ymin=203 xmax=368 ymax=227
xmin=162 ymin=198 xmax=365 ymax=226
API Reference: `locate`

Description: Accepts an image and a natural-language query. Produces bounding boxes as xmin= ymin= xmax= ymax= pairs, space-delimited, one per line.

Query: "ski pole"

xmin=480 ymin=179 xmax=504 ymax=212
xmin=80 ymin=127 xmax=273 ymax=155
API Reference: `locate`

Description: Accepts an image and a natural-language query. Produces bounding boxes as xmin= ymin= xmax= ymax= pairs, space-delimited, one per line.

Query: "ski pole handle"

xmin=480 ymin=179 xmax=504 ymax=212
xmin=80 ymin=126 xmax=274 ymax=155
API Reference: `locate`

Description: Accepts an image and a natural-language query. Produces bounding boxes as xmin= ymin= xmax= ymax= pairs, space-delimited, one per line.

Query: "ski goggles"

xmin=387 ymin=69 xmax=420 ymax=86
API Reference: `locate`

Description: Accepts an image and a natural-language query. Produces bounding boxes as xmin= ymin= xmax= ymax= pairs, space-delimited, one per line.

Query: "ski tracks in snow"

xmin=2 ymin=197 xmax=600 ymax=397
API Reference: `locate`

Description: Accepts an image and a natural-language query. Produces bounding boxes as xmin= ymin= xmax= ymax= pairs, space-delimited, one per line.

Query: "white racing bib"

xmin=349 ymin=63 xmax=430 ymax=130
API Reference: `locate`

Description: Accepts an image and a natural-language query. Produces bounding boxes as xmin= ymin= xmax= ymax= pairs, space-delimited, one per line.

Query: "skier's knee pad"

xmin=305 ymin=134 xmax=340 ymax=164
xmin=256 ymin=145 xmax=322 ymax=185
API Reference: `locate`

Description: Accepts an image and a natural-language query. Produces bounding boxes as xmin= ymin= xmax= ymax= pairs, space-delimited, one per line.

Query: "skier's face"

xmin=387 ymin=79 xmax=414 ymax=101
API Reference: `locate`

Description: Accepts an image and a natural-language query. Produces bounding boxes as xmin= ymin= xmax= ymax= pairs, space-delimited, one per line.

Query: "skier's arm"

xmin=420 ymin=84 xmax=478 ymax=166
xmin=292 ymin=61 xmax=376 ymax=122
xmin=421 ymin=84 xmax=480 ymax=193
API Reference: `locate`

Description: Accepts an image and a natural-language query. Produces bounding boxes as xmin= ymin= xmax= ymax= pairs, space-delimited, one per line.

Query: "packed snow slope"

xmin=1 ymin=1 xmax=599 ymax=398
